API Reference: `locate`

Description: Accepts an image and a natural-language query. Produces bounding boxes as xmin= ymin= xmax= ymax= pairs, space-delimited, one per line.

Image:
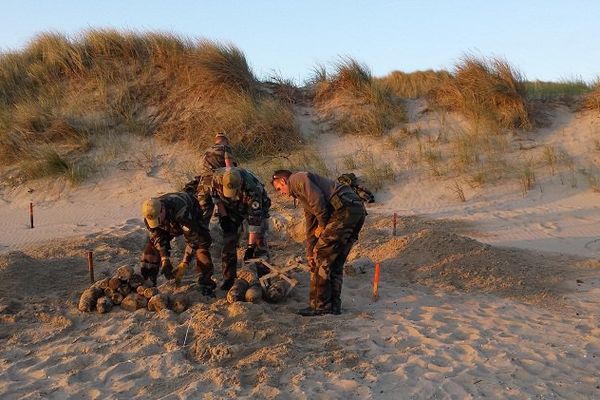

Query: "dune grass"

xmin=0 ymin=30 xmax=301 ymax=183
xmin=525 ymin=79 xmax=592 ymax=102
xmin=377 ymin=70 xmax=451 ymax=99
xmin=430 ymin=55 xmax=531 ymax=133
xmin=311 ymin=57 xmax=406 ymax=136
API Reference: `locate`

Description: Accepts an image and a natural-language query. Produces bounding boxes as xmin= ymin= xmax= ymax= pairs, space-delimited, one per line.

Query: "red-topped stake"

xmin=87 ymin=251 xmax=95 ymax=284
xmin=373 ymin=262 xmax=381 ymax=301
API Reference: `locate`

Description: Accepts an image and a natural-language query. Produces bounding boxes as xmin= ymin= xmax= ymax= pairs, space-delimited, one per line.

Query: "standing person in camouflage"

xmin=195 ymin=132 xmax=236 ymax=227
xmin=271 ymin=169 xmax=366 ymax=316
xmin=211 ymin=166 xmax=271 ymax=290
xmin=140 ymin=191 xmax=216 ymax=296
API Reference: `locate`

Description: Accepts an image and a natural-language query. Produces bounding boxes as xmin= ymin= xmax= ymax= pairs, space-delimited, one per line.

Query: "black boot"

xmin=297 ymin=307 xmax=335 ymax=317
xmin=220 ymin=278 xmax=235 ymax=291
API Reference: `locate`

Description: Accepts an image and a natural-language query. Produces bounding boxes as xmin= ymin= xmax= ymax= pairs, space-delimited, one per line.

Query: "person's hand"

xmin=314 ymin=225 xmax=325 ymax=238
xmin=160 ymin=258 xmax=174 ymax=279
xmin=175 ymin=261 xmax=188 ymax=285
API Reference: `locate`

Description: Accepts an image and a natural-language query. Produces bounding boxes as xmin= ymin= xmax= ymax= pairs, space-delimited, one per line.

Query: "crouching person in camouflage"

xmin=271 ymin=170 xmax=366 ymax=316
xmin=211 ymin=167 xmax=271 ymax=291
xmin=140 ymin=192 xmax=216 ymax=296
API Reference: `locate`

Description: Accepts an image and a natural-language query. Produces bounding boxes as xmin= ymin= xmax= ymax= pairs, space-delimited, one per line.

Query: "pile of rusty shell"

xmin=148 ymin=294 xmax=170 ymax=312
xmin=121 ymin=293 xmax=148 ymax=311
xmin=171 ymin=293 xmax=188 ymax=313
xmin=96 ymin=296 xmax=114 ymax=313
xmin=78 ymin=286 xmax=104 ymax=312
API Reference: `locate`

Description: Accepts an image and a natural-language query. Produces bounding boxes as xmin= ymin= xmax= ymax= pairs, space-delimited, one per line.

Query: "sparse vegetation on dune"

xmin=311 ymin=57 xmax=406 ymax=136
xmin=583 ymin=80 xmax=600 ymax=111
xmin=430 ymin=55 xmax=531 ymax=133
xmin=377 ymin=69 xmax=450 ymax=99
xmin=0 ymin=30 xmax=301 ymax=182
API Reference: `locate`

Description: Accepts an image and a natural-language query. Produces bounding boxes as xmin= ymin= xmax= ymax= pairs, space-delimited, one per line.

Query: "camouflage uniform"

xmin=289 ymin=172 xmax=366 ymax=314
xmin=140 ymin=192 xmax=215 ymax=288
xmin=211 ymin=167 xmax=271 ymax=282
xmin=196 ymin=142 xmax=236 ymax=227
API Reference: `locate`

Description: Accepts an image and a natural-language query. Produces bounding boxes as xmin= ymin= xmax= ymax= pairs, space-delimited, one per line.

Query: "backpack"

xmin=337 ymin=173 xmax=375 ymax=203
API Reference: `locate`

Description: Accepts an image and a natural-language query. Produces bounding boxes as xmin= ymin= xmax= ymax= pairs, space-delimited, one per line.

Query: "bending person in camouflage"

xmin=211 ymin=167 xmax=271 ymax=290
xmin=140 ymin=192 xmax=216 ymax=296
xmin=195 ymin=132 xmax=237 ymax=227
xmin=271 ymin=170 xmax=366 ymax=316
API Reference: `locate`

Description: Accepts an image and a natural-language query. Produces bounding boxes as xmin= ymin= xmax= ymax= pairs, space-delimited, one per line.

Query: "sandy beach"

xmin=1 ymin=102 xmax=600 ymax=399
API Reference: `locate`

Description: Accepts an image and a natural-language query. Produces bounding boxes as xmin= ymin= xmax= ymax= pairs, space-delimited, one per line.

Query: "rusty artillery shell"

xmin=245 ymin=285 xmax=262 ymax=303
xmin=78 ymin=286 xmax=103 ymax=312
xmin=226 ymin=279 xmax=249 ymax=304
xmin=96 ymin=296 xmax=113 ymax=314
xmin=147 ymin=294 xmax=170 ymax=312
xmin=143 ymin=287 xmax=159 ymax=299
xmin=109 ymin=292 xmax=124 ymax=305
xmin=171 ymin=293 xmax=188 ymax=313
xmin=93 ymin=278 xmax=110 ymax=290
xmin=117 ymin=284 xmax=131 ymax=297
xmin=136 ymin=285 xmax=146 ymax=296
xmin=108 ymin=277 xmax=121 ymax=290
xmin=116 ymin=265 xmax=134 ymax=282
xmin=121 ymin=293 xmax=147 ymax=312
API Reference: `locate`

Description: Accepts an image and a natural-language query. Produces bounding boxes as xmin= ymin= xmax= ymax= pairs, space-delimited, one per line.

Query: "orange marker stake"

xmin=392 ymin=212 xmax=397 ymax=236
xmin=29 ymin=202 xmax=34 ymax=229
xmin=87 ymin=251 xmax=95 ymax=284
xmin=373 ymin=262 xmax=381 ymax=301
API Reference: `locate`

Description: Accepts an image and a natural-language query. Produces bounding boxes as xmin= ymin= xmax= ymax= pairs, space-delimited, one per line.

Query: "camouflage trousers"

xmin=140 ymin=235 xmax=214 ymax=286
xmin=219 ymin=216 xmax=269 ymax=283
xmin=310 ymin=203 xmax=366 ymax=312
xmin=196 ymin=182 xmax=214 ymax=228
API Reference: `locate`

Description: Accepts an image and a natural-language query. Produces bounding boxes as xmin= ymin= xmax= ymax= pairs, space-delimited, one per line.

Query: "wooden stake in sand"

xmin=392 ymin=212 xmax=397 ymax=236
xmin=29 ymin=202 xmax=34 ymax=229
xmin=87 ymin=251 xmax=95 ymax=284
xmin=373 ymin=262 xmax=381 ymax=301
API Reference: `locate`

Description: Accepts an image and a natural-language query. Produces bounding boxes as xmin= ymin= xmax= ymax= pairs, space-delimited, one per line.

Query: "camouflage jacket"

xmin=211 ymin=168 xmax=271 ymax=230
xmin=198 ymin=143 xmax=236 ymax=186
xmin=288 ymin=171 xmax=351 ymax=228
xmin=144 ymin=192 xmax=204 ymax=259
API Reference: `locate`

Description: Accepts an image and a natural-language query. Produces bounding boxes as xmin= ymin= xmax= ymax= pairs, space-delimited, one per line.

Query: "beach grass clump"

xmin=0 ymin=29 xmax=301 ymax=182
xmin=311 ymin=57 xmax=405 ymax=136
xmin=377 ymin=69 xmax=451 ymax=99
xmin=430 ymin=55 xmax=531 ymax=133
xmin=583 ymin=79 xmax=600 ymax=112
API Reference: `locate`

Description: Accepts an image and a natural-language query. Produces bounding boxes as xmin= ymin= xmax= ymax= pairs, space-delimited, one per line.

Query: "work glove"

xmin=160 ymin=258 xmax=175 ymax=280
xmin=314 ymin=225 xmax=325 ymax=238
xmin=175 ymin=261 xmax=189 ymax=285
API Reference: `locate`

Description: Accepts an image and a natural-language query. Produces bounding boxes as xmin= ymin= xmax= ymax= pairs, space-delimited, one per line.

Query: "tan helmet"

xmin=142 ymin=198 xmax=162 ymax=228
xmin=222 ymin=167 xmax=242 ymax=198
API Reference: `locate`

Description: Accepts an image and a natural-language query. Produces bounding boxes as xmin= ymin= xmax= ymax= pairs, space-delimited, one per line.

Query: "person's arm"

xmin=304 ymin=209 xmax=318 ymax=262
xmin=292 ymin=174 xmax=330 ymax=228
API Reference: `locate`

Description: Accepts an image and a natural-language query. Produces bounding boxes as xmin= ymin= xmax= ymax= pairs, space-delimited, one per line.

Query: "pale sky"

xmin=0 ymin=0 xmax=598 ymax=83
